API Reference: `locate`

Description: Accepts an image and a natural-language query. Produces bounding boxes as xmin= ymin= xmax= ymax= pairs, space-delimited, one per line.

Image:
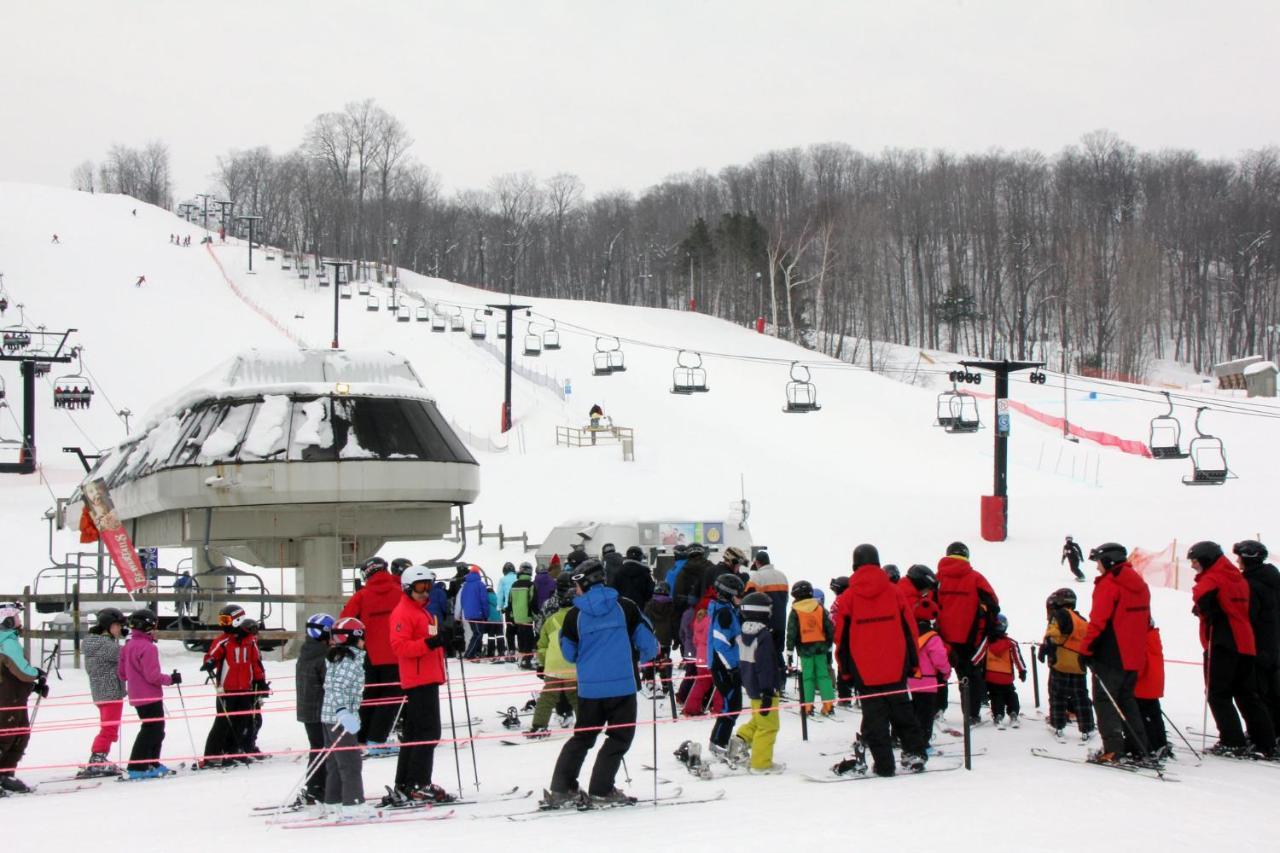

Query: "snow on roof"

xmin=1243 ymin=360 xmax=1277 ymax=376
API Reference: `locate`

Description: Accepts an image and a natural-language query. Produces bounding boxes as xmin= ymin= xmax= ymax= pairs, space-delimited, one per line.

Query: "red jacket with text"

xmin=1193 ymin=556 xmax=1256 ymax=656
xmin=390 ymin=595 xmax=446 ymax=689
xmin=936 ymin=556 xmax=998 ymax=646
xmin=836 ymin=564 xmax=920 ymax=688
xmin=1080 ymin=561 xmax=1151 ymax=671
xmin=340 ymin=570 xmax=402 ymax=666
xmin=204 ymin=633 xmax=265 ymax=693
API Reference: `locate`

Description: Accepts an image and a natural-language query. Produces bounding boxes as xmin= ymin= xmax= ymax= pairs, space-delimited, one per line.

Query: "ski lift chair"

xmin=386 ymin=296 xmax=399 ymax=312
xmin=366 ymin=295 xmax=380 ymax=312
xmin=1148 ymin=392 xmax=1188 ymax=459
xmin=430 ymin=313 xmax=447 ymax=332
xmin=470 ymin=310 xmax=487 ymax=339
xmin=339 ymin=284 xmax=352 ymax=300
xmin=523 ymin=329 xmax=543 ymax=356
xmin=415 ymin=305 xmax=430 ymax=322
xmin=1183 ymin=408 xmax=1232 ymax=485
xmin=0 ymin=376 xmax=5 ymax=401
xmin=27 ymin=334 xmax=52 ymax=377
xmin=542 ymin=320 xmax=561 ymax=350
xmin=592 ymin=337 xmax=617 ymax=376
xmin=671 ymin=350 xmax=709 ymax=394
xmin=280 ymin=257 xmax=292 ymax=271
xmin=943 ymin=392 xmax=980 ymax=434
xmin=2 ymin=327 xmax=31 ymax=354
xmin=358 ymin=282 xmax=371 ymax=296
xmin=298 ymin=265 xmax=310 ymax=279
xmin=52 ymin=349 xmax=94 ymax=410
xmin=449 ymin=310 xmax=465 ymax=332
xmin=397 ymin=306 xmax=411 ymax=322
xmin=784 ymin=362 xmax=820 ymax=412
xmin=935 ymin=386 xmax=962 ymax=428
xmin=497 ymin=319 xmax=508 ymax=340
xmin=316 ymin=269 xmax=329 ymax=286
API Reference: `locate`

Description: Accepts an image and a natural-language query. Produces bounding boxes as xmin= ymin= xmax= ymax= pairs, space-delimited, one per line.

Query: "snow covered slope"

xmin=2 ymin=185 xmax=1277 ymax=850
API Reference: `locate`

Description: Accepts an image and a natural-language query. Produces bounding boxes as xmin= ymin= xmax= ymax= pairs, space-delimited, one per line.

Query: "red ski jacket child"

xmin=974 ymin=635 xmax=1026 ymax=686
xmin=1135 ymin=625 xmax=1165 ymax=701
xmin=204 ymin=633 xmax=265 ymax=693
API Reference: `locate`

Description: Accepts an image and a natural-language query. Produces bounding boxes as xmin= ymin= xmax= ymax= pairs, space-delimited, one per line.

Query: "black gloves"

xmin=1077 ymin=653 xmax=1090 ymax=671
xmin=252 ymin=679 xmax=270 ymax=695
xmin=711 ymin=660 xmax=734 ymax=696
xmin=425 ymin=634 xmax=445 ymax=650
xmin=759 ymin=691 xmax=774 ymax=717
xmin=200 ymin=659 xmax=217 ymax=674
xmin=33 ymin=674 xmax=49 ymax=698
xmin=1018 ymin=671 xmax=1027 ymax=683
xmin=169 ymin=670 xmax=183 ymax=685
xmin=785 ymin=653 xmax=795 ymax=673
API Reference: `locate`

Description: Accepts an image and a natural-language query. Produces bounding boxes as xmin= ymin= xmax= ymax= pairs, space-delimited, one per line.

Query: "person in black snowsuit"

xmin=613 ymin=547 xmax=656 ymax=610
xmin=1062 ymin=537 xmax=1085 ymax=582
xmin=673 ymin=544 xmax=713 ymax=610
xmin=602 ymin=544 xmax=625 ymax=588
xmin=1236 ymin=540 xmax=1280 ymax=728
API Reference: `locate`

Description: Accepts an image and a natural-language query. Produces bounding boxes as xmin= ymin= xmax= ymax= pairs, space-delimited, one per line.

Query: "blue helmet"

xmin=306 ymin=612 xmax=335 ymax=641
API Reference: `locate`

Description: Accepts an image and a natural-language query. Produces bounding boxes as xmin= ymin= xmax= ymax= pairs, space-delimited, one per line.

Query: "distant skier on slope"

xmin=1062 ymin=536 xmax=1085 ymax=582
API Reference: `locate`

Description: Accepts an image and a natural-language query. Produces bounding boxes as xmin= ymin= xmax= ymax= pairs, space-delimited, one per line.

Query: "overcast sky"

xmin=2 ymin=0 xmax=1277 ymax=201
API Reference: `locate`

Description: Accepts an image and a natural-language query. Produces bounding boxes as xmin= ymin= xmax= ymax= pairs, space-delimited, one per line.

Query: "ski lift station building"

xmin=61 ymin=349 xmax=479 ymax=645
xmin=537 ymin=516 xmax=756 ymax=573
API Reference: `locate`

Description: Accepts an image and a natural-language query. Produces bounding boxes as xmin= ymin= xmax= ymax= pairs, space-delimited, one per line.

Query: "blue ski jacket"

xmin=560 ymin=585 xmax=657 ymax=699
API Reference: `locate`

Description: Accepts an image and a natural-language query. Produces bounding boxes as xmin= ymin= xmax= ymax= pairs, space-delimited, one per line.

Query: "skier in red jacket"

xmin=384 ymin=566 xmax=452 ymax=805
xmin=1189 ymin=541 xmax=1276 ymax=758
xmin=833 ymin=543 xmax=926 ymax=777
xmin=936 ymin=542 xmax=999 ymax=724
xmin=1078 ymin=542 xmax=1151 ymax=765
xmin=199 ymin=605 xmax=266 ymax=767
xmin=340 ymin=557 xmax=402 ymax=753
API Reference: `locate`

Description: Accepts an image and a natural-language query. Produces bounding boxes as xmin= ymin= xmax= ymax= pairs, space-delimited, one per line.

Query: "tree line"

xmin=79 ymin=102 xmax=1280 ymax=378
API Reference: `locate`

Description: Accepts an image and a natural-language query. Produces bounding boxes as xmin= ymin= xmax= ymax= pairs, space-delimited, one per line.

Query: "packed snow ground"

xmin=2 ymin=185 xmax=1278 ymax=849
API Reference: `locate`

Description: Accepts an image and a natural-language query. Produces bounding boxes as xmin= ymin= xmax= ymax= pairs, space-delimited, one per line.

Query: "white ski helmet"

xmin=401 ymin=565 xmax=436 ymax=593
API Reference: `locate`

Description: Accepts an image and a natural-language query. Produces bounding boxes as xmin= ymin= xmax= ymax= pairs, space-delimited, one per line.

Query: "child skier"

xmin=117 ymin=608 xmax=180 ymax=779
xmin=909 ymin=598 xmax=951 ymax=750
xmin=0 ymin=602 xmax=46 ymax=793
xmin=973 ymin=614 xmax=1026 ymax=729
xmin=321 ymin=617 xmax=369 ymax=820
xmin=828 ymin=576 xmax=854 ymax=705
xmin=1039 ymin=587 xmax=1096 ymax=741
xmin=199 ymin=604 xmax=266 ymax=767
xmin=1135 ymin=620 xmax=1170 ymax=758
xmin=706 ymin=574 xmax=746 ymax=759
xmin=729 ymin=592 xmax=784 ymax=773
xmin=294 ymin=613 xmax=335 ymax=807
xmin=528 ymin=574 xmax=580 ymax=737
xmin=785 ymin=580 xmax=836 ymax=716
xmin=79 ymin=607 xmax=128 ymax=777
xmin=680 ymin=587 xmax=719 ymax=717
xmin=506 ymin=563 xmax=537 ymax=669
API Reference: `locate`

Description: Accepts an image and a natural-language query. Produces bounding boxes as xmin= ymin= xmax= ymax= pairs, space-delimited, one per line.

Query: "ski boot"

xmin=1206 ymin=742 xmax=1250 ymax=758
xmin=820 ymin=701 xmax=836 ymax=718
xmin=1009 ymin=711 xmax=1021 ymax=729
xmin=555 ymin=710 xmax=574 ymax=729
xmin=994 ymin=714 xmax=1007 ymax=730
xmin=76 ymin=752 xmax=121 ymax=778
xmin=674 ymin=740 xmax=710 ymax=778
xmin=501 ymin=706 xmax=522 ymax=729
xmin=1087 ymin=749 xmax=1122 ymax=766
xmin=524 ymin=726 xmax=551 ymax=740
xmin=898 ymin=751 xmax=927 ymax=773
xmin=522 ymin=698 xmax=538 ymax=712
xmin=539 ymin=787 xmax=584 ymax=810
xmin=832 ymin=738 xmax=868 ymax=777
xmin=0 ymin=774 xmax=32 ymax=793
xmin=589 ymin=787 xmax=637 ymax=807
xmin=725 ymin=735 xmax=750 ymax=768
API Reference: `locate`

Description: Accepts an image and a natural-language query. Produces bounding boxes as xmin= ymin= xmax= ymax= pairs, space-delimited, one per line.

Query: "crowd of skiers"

xmin=0 ymin=535 xmax=1277 ymax=811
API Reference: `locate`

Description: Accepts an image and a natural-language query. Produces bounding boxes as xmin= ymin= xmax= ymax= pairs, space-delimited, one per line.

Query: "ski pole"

xmin=273 ymin=722 xmax=343 ymax=817
xmin=174 ymin=682 xmax=199 ymax=762
xmin=444 ymin=657 xmax=463 ymax=801
xmin=1162 ymin=709 xmax=1201 ymax=761
xmin=622 ymin=755 xmax=632 ymax=784
xmin=1091 ymin=669 xmax=1160 ymax=775
xmin=796 ymin=662 xmax=809 ymax=742
xmin=652 ymin=678 xmax=659 ymax=806
xmin=1200 ymin=631 xmax=1211 ymax=752
xmin=458 ymin=651 xmax=480 ymax=790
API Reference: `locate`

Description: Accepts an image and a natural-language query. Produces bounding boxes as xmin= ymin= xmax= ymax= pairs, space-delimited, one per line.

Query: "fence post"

xmin=72 ymin=582 xmax=82 ymax=669
xmin=22 ymin=585 xmax=32 ymax=661
xmin=498 ymin=525 xmax=506 ymax=549
xmin=961 ymin=677 xmax=973 ymax=770
xmin=1030 ymin=643 xmax=1040 ymax=709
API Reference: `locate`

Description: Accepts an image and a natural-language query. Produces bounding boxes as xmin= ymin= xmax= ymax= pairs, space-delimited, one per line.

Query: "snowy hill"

xmin=1 ymin=184 xmax=1277 ymax=849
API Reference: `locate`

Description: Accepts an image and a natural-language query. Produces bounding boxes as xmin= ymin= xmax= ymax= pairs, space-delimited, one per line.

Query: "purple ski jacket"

xmin=117 ymin=630 xmax=172 ymax=706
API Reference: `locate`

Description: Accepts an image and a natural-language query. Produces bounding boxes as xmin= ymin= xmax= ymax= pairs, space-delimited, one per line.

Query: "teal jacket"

xmin=0 ymin=629 xmax=38 ymax=677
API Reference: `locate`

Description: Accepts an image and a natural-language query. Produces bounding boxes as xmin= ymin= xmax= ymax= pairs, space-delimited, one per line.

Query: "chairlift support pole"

xmin=960 ymin=359 xmax=1044 ymax=541
xmin=488 ymin=302 xmax=531 ymax=433
xmin=237 ymin=215 xmax=263 ymax=273
xmin=0 ymin=329 xmax=76 ymax=475
xmin=325 ymin=260 xmax=354 ymax=349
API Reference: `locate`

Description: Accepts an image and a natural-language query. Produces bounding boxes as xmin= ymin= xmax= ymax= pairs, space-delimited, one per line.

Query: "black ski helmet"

xmin=686 ymin=543 xmax=706 ymax=558
xmin=906 ymin=564 xmax=938 ymax=591
xmin=218 ymin=604 xmax=247 ymax=631
xmin=883 ymin=563 xmax=901 ymax=583
xmin=791 ymin=580 xmax=814 ymax=601
xmin=1088 ymin=542 xmax=1128 ymax=570
xmin=566 ymin=548 xmax=589 ymax=569
xmin=95 ymin=606 xmax=128 ymax=634
xmin=1046 ymin=588 xmax=1077 ymax=610
xmin=362 ymin=556 xmax=389 ymax=580
xmin=502 ymin=561 xmax=516 ymax=575
xmin=571 ymin=559 xmax=606 ymax=591
xmin=1186 ymin=541 xmax=1224 ymax=571
xmin=946 ymin=541 xmax=970 ymax=559
xmin=714 ymin=572 xmax=746 ymax=601
xmin=852 ymin=543 xmax=880 ymax=567
xmin=625 ymin=545 xmax=645 ymax=561
xmin=127 ymin=608 xmax=158 ymax=632
xmin=829 ymin=576 xmax=850 ymax=595
xmin=390 ymin=557 xmax=413 ymax=577
xmin=1233 ymin=540 xmax=1268 ymax=564
xmin=741 ymin=591 xmax=772 ymax=622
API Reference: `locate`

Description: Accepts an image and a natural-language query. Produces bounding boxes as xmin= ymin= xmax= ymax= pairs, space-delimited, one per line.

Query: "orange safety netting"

xmin=1130 ymin=540 xmax=1190 ymax=592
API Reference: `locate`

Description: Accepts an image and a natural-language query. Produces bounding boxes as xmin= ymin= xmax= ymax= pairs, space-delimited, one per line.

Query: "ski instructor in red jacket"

xmin=385 ymin=566 xmax=452 ymax=805
xmin=1189 ymin=540 xmax=1276 ymax=757
xmin=1078 ymin=542 xmax=1151 ymax=764
xmin=340 ymin=557 xmax=402 ymax=751
xmin=834 ymin=543 xmax=927 ymax=777
xmin=936 ymin=541 xmax=999 ymax=724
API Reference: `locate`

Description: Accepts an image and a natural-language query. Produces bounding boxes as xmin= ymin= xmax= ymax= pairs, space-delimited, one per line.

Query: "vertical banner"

xmin=81 ymin=478 xmax=148 ymax=593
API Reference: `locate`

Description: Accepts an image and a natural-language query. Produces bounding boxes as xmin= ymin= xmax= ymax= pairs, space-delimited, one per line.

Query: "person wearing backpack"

xmin=908 ymin=598 xmax=951 ymax=750
xmin=1039 ymin=587 xmax=1096 ymax=742
xmin=785 ymin=580 xmax=835 ymax=717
